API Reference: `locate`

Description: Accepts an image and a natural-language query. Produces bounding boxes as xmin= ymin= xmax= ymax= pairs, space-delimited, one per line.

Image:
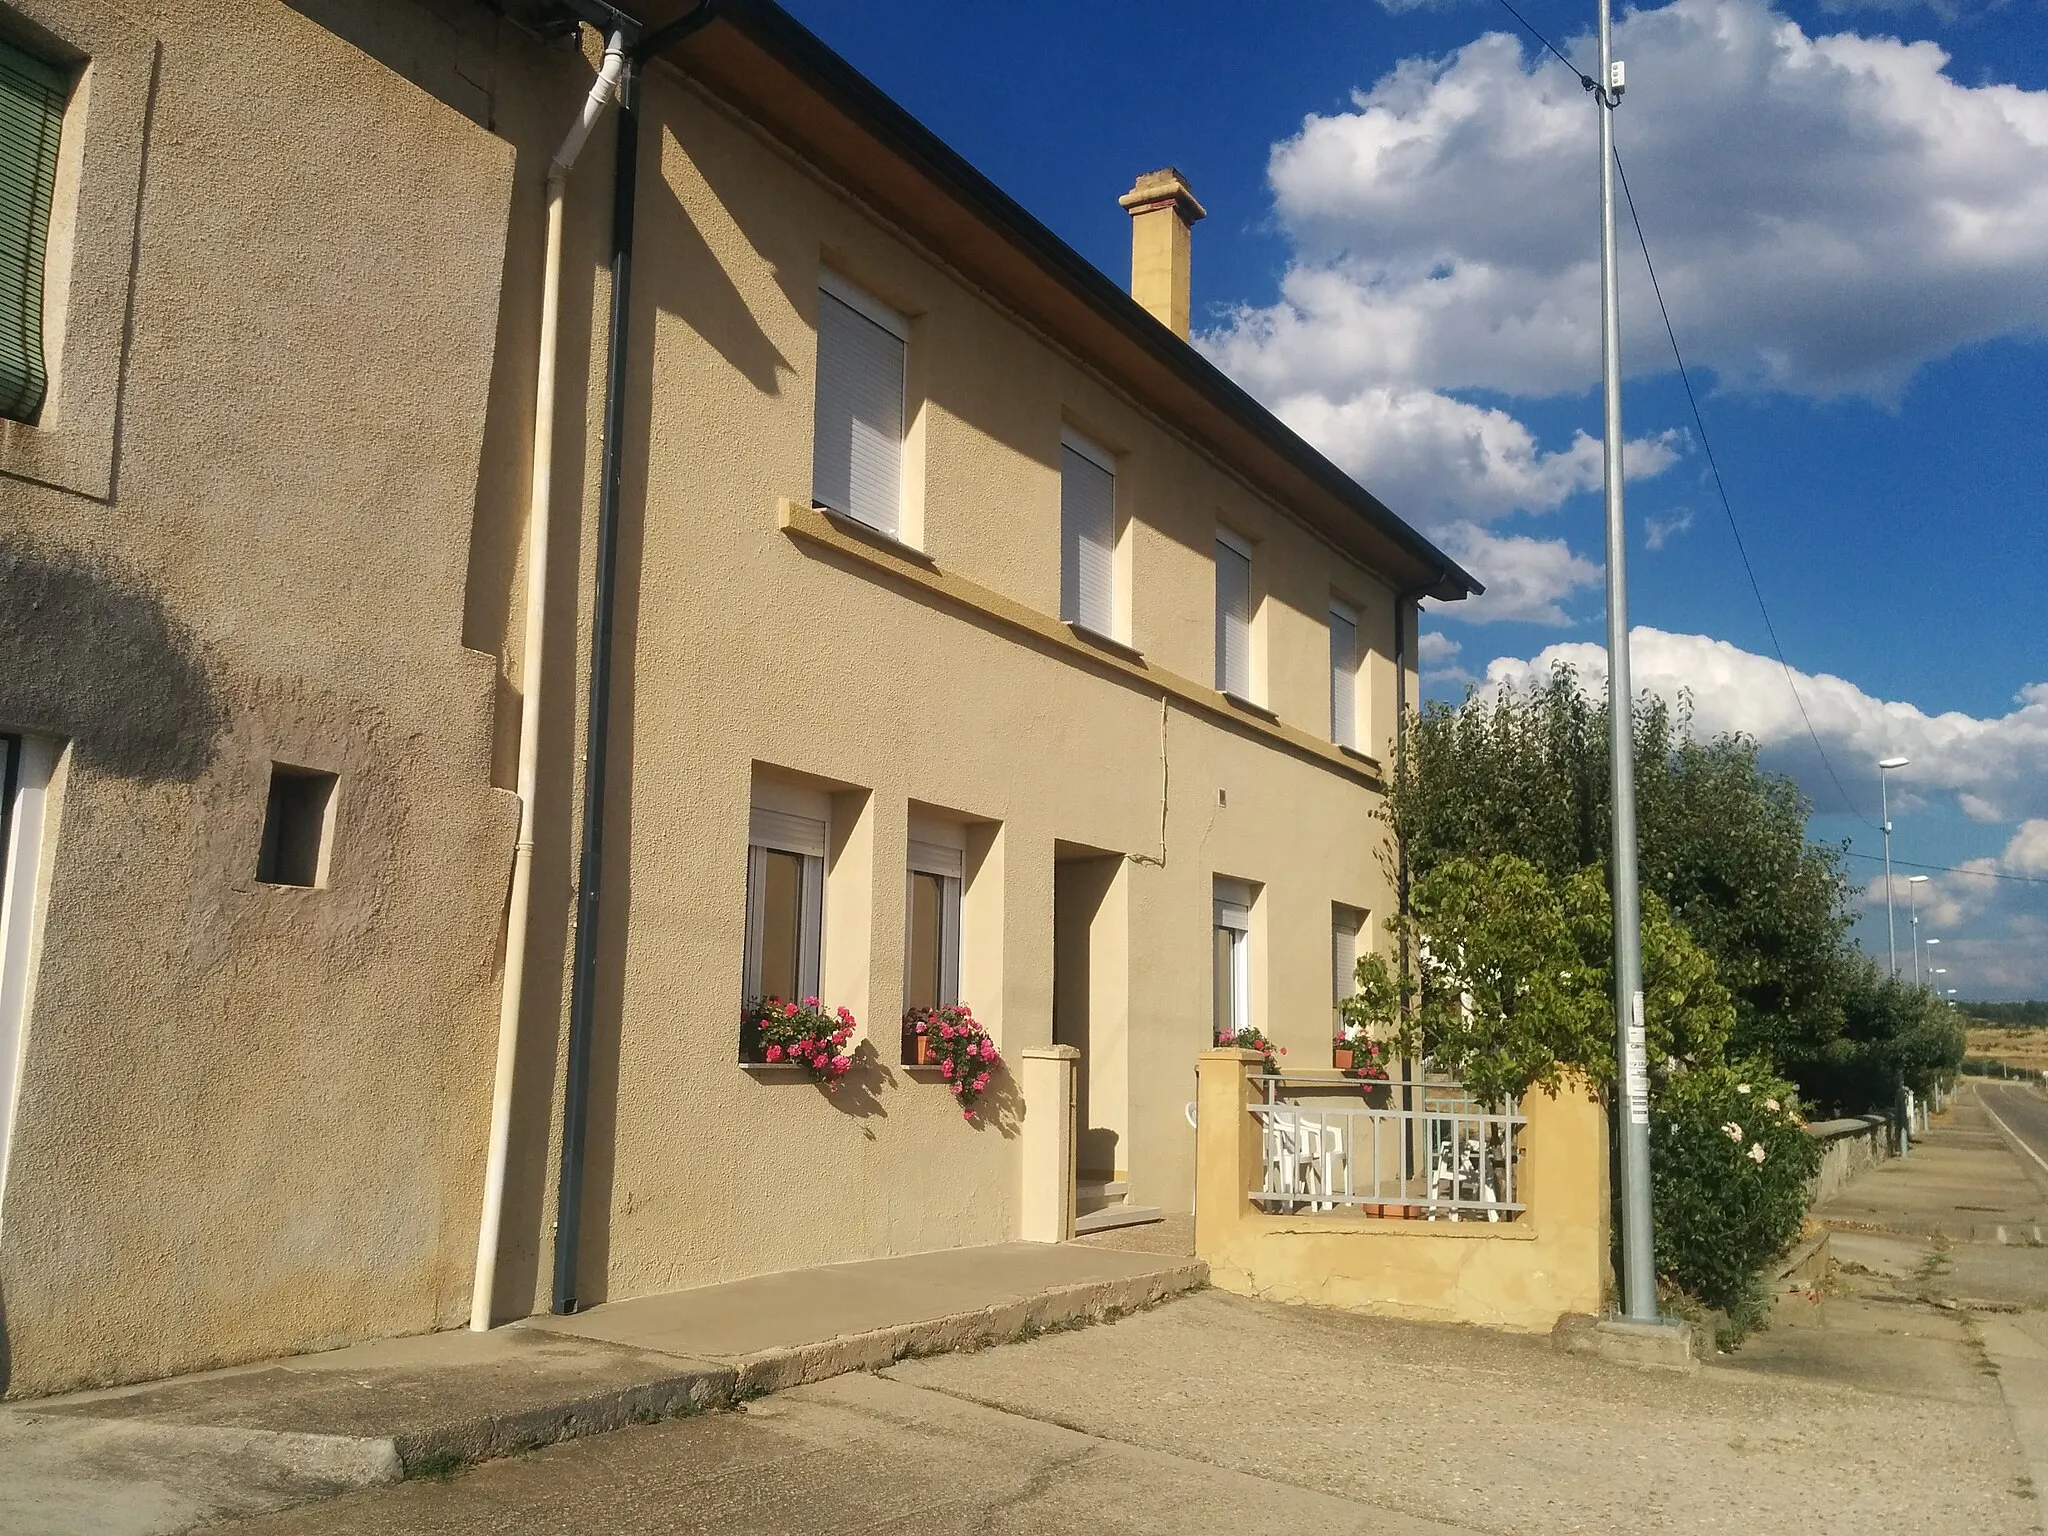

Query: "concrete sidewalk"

xmin=1743 ymin=1083 xmax=2048 ymax=1510
xmin=1815 ymin=1084 xmax=2048 ymax=1246
xmin=2 ymin=1242 xmax=1204 ymax=1536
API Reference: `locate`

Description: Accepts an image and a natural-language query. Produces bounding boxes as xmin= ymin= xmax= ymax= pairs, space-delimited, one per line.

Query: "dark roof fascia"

xmin=678 ymin=0 xmax=1481 ymax=603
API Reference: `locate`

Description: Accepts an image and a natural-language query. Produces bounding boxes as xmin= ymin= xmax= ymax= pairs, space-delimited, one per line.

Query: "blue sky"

xmin=779 ymin=0 xmax=2048 ymax=998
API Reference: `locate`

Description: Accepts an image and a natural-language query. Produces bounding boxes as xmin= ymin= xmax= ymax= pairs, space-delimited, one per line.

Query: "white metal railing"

xmin=1248 ymin=1072 xmax=1525 ymax=1220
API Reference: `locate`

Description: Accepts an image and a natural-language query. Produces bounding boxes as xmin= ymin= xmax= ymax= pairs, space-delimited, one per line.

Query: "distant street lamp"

xmin=1879 ymin=757 xmax=1910 ymax=978
xmin=1908 ymin=875 xmax=1930 ymax=985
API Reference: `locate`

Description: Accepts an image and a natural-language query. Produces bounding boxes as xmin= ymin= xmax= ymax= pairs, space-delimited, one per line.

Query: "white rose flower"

xmin=1764 ymin=1098 xmax=1781 ymax=1113
xmin=1722 ymin=1122 xmax=1744 ymax=1142
xmin=1748 ymin=1143 xmax=1768 ymax=1165
xmin=1735 ymin=1084 xmax=1752 ymax=1095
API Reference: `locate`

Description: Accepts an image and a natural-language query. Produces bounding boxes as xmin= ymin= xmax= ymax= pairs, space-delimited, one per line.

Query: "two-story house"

xmin=0 ymin=0 xmax=1475 ymax=1396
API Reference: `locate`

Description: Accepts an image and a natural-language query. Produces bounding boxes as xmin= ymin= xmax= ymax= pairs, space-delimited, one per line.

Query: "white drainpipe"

xmin=471 ymin=31 xmax=629 ymax=1333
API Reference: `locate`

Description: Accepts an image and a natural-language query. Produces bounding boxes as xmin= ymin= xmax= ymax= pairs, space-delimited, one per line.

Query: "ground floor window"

xmin=905 ymin=839 xmax=962 ymax=1013
xmin=1213 ymin=878 xmax=1252 ymax=1045
xmin=0 ymin=732 xmax=55 ymax=1199
xmin=744 ymin=806 xmax=825 ymax=1007
xmin=1333 ymin=905 xmax=1365 ymax=1029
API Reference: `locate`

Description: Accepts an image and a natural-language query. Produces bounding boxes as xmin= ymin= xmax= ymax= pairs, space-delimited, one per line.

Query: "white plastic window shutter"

xmin=908 ymin=839 xmax=964 ymax=878
xmin=812 ymin=275 xmax=906 ymax=537
xmin=749 ymin=808 xmax=827 ymax=858
xmin=1059 ymin=431 xmax=1116 ymax=635
xmin=743 ymin=809 xmax=826 ymax=1004
xmin=1214 ymin=531 xmax=1252 ymax=697
xmin=1332 ymin=908 xmax=1361 ymax=1007
xmin=1212 ymin=881 xmax=1252 ymax=933
xmin=1213 ymin=880 xmax=1252 ymax=1043
xmin=1329 ymin=602 xmax=1359 ymax=748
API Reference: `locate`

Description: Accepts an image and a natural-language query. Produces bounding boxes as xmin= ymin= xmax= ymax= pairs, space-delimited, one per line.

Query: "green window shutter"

xmin=0 ymin=40 xmax=67 ymax=424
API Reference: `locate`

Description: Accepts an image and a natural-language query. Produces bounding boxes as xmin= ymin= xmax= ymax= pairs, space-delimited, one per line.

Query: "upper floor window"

xmin=0 ymin=39 xmax=70 ymax=423
xmin=1059 ymin=429 xmax=1117 ymax=638
xmin=1214 ymin=529 xmax=1253 ymax=699
xmin=812 ymin=271 xmax=906 ymax=538
xmin=1329 ymin=600 xmax=1360 ymax=750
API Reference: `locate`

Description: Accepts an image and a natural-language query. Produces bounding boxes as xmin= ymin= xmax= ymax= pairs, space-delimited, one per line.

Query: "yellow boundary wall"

xmin=1194 ymin=1049 xmax=1610 ymax=1332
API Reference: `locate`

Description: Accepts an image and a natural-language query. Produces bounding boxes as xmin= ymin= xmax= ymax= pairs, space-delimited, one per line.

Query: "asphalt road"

xmin=1977 ymin=1080 xmax=2048 ymax=1179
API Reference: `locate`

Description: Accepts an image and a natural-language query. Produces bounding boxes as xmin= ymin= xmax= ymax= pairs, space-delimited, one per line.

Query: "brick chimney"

xmin=1119 ymin=168 xmax=1206 ymax=338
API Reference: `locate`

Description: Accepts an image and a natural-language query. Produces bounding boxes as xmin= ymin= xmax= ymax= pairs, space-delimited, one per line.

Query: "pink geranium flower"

xmin=765 ymin=1044 xmax=783 ymax=1062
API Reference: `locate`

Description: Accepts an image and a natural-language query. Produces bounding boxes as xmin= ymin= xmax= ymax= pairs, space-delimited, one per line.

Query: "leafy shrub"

xmin=1651 ymin=1063 xmax=1819 ymax=1330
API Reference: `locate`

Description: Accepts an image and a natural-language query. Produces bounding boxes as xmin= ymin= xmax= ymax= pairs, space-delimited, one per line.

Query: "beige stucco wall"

xmin=0 ymin=0 xmax=1438 ymax=1392
xmin=520 ymin=60 xmax=1413 ymax=1312
xmin=0 ymin=0 xmax=542 ymax=1395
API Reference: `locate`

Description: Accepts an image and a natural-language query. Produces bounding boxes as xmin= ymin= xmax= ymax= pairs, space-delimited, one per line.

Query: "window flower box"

xmin=907 ymin=1004 xmax=1002 ymax=1121
xmin=743 ymin=996 xmax=856 ymax=1090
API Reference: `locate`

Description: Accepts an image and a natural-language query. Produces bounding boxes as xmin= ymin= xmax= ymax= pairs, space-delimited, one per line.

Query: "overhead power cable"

xmin=1485 ymin=0 xmax=1878 ymax=830
xmin=1842 ymin=851 xmax=2045 ymax=889
xmin=1610 ymin=149 xmax=1876 ymax=831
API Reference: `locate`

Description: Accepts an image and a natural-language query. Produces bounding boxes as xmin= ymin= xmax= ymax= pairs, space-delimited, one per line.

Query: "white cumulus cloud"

xmin=1482 ymin=630 xmax=2048 ymax=823
xmin=1203 ymin=0 xmax=2048 ymax=530
xmin=1481 ymin=629 xmax=2048 ymax=992
xmin=2005 ymin=821 xmax=2048 ymax=878
xmin=1434 ymin=525 xmax=1603 ymax=626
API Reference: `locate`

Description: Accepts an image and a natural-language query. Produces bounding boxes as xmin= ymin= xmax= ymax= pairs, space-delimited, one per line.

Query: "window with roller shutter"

xmin=1059 ymin=429 xmax=1116 ymax=638
xmin=1214 ymin=528 xmax=1252 ymax=699
xmin=0 ymin=38 xmax=68 ymax=424
xmin=811 ymin=271 xmax=907 ymax=538
xmin=1329 ymin=601 xmax=1360 ymax=749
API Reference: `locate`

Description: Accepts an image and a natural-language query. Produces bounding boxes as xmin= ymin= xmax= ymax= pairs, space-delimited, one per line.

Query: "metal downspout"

xmin=553 ymin=0 xmax=716 ymax=1318
xmin=470 ymin=30 xmax=628 ymax=1334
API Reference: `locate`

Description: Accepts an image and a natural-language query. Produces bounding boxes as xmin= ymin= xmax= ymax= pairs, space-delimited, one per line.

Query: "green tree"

xmin=1359 ymin=855 xmax=1735 ymax=1110
xmin=1392 ymin=665 xmax=1864 ymax=1102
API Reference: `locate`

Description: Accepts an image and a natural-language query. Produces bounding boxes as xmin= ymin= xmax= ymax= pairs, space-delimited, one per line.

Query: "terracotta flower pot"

xmin=915 ymin=1034 xmax=937 ymax=1066
xmin=1332 ymin=1043 xmax=1355 ymax=1071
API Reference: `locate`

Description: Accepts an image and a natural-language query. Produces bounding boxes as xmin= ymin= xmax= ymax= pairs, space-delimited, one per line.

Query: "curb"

xmin=727 ymin=1259 xmax=1210 ymax=1396
xmin=391 ymin=1364 xmax=740 ymax=1476
xmin=409 ymin=1260 xmax=1209 ymax=1473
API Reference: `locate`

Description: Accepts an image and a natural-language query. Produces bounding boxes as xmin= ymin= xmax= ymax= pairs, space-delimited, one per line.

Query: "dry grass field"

xmin=1967 ymin=1024 xmax=2048 ymax=1072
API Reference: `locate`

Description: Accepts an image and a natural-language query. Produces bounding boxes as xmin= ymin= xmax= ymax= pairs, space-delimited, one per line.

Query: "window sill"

xmin=778 ymin=500 xmax=1385 ymax=790
xmin=1222 ymin=691 xmax=1279 ymax=724
xmin=1066 ymin=622 xmax=1143 ymax=663
xmin=1338 ymin=744 xmax=1376 ymax=767
xmin=816 ymin=504 xmax=936 ymax=567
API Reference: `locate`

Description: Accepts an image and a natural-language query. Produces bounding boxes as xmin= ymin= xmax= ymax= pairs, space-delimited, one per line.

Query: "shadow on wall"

xmin=0 ymin=535 xmax=224 ymax=782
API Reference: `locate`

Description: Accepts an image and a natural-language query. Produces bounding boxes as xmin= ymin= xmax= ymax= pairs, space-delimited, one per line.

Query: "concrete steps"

xmin=1075 ymin=1180 xmax=1164 ymax=1234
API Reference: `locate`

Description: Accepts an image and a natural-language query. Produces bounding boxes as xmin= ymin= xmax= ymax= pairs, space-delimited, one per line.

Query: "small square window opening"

xmin=256 ymin=764 xmax=337 ymax=888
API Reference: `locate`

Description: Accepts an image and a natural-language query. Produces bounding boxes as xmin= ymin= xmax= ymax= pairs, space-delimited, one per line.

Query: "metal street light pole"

xmin=1594 ymin=2 xmax=1655 ymax=1324
xmin=1907 ymin=875 xmax=1929 ymax=986
xmin=1878 ymin=757 xmax=1909 ymax=979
